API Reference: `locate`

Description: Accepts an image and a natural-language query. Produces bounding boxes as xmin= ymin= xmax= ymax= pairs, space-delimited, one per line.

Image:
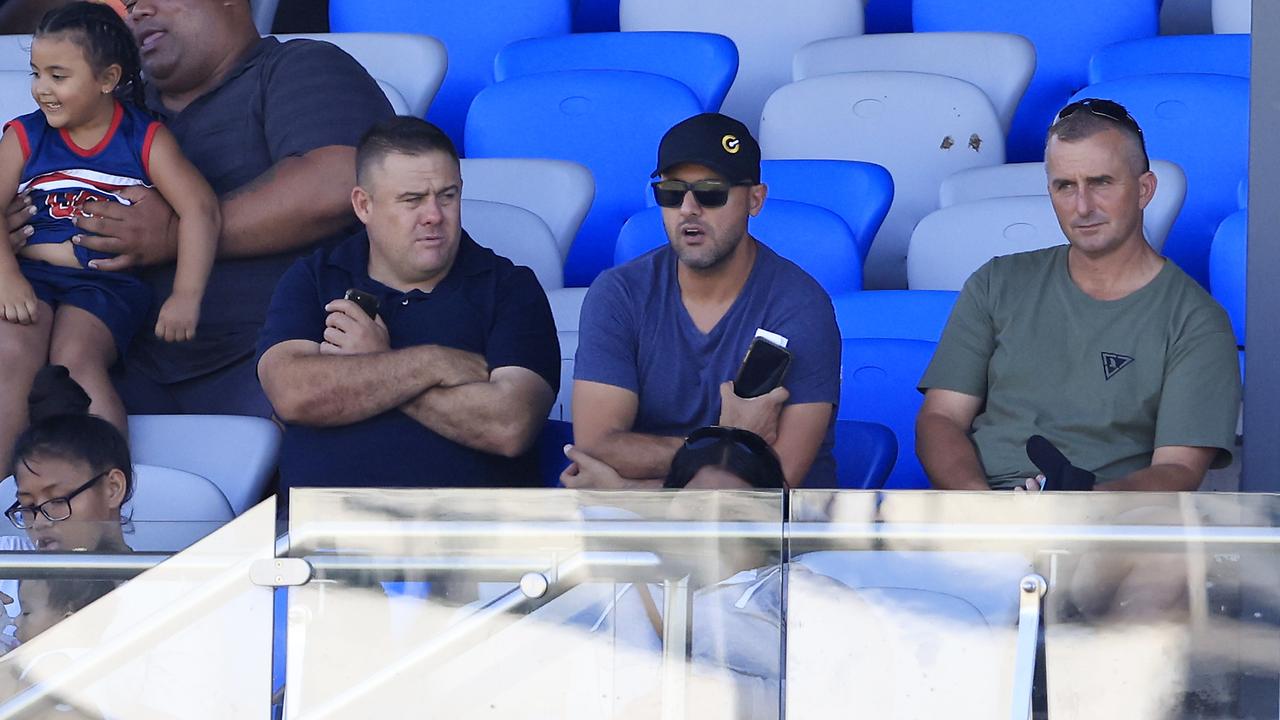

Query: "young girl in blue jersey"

xmin=0 ymin=1 xmax=219 ymax=469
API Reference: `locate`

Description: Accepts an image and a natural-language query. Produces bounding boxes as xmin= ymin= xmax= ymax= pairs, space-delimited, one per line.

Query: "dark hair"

xmin=356 ymin=116 xmax=459 ymax=186
xmin=1047 ymin=98 xmax=1150 ymax=175
xmin=665 ymin=427 xmax=785 ymax=490
xmin=35 ymin=577 xmax=118 ymax=614
xmin=11 ymin=366 xmax=134 ymax=505
xmin=35 ymin=1 xmax=146 ymax=108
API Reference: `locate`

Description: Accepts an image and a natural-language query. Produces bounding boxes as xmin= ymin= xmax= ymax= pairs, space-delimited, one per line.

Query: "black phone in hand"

xmin=734 ymin=336 xmax=792 ymax=398
xmin=343 ymin=288 xmax=380 ymax=319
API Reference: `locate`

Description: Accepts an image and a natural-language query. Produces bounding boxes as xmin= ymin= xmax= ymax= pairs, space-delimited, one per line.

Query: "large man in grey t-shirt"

xmin=917 ymin=99 xmax=1240 ymax=491
xmin=563 ymin=113 xmax=841 ymax=488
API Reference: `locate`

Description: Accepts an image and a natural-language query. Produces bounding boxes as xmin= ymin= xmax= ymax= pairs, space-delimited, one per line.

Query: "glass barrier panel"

xmin=285 ymin=488 xmax=785 ymax=719
xmin=0 ymin=501 xmax=277 ymax=719
xmin=787 ymin=490 xmax=1280 ymax=719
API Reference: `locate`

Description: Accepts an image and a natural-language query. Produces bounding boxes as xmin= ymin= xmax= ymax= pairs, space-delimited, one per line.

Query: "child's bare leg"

xmin=48 ymin=305 xmax=125 ymax=436
xmin=0 ymin=301 xmax=54 ymax=472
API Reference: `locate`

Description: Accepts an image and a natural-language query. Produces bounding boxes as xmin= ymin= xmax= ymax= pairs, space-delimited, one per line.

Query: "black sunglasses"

xmin=684 ymin=425 xmax=773 ymax=459
xmin=1055 ymin=98 xmax=1144 ymax=137
xmin=651 ymin=179 xmax=753 ymax=209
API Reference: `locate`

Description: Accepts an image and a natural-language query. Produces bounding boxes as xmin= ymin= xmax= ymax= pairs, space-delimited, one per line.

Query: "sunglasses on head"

xmin=684 ymin=425 xmax=772 ymax=458
xmin=1055 ymin=98 xmax=1144 ymax=136
xmin=651 ymin=179 xmax=753 ymax=209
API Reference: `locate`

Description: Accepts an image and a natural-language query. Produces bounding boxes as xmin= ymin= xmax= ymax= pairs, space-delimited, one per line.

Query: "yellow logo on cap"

xmin=722 ymin=135 xmax=741 ymax=154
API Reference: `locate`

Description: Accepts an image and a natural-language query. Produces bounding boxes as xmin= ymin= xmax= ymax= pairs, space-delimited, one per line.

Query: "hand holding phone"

xmin=343 ymin=288 xmax=380 ymax=319
xmin=733 ymin=330 xmax=793 ymax=399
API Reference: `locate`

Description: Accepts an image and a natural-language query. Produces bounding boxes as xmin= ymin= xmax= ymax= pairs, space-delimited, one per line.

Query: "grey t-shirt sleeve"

xmin=262 ymin=40 xmax=395 ymax=160
xmin=1152 ymin=304 xmax=1242 ymax=466
xmin=919 ymin=262 xmax=996 ymax=398
xmin=573 ymin=271 xmax=641 ymax=393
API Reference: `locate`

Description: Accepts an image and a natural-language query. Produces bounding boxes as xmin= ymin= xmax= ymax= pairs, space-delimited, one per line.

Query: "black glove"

xmin=1026 ymin=435 xmax=1096 ymax=491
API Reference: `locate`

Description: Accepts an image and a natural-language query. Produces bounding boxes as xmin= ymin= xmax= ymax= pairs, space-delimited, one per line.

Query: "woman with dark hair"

xmin=664 ymin=426 xmax=785 ymax=491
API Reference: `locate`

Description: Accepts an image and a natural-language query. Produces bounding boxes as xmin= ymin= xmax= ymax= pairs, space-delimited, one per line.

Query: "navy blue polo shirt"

xmin=257 ymin=229 xmax=561 ymax=490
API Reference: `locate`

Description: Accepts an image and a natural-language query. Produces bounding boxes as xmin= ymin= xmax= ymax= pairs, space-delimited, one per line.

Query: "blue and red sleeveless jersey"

xmin=4 ymin=101 xmax=160 ymax=262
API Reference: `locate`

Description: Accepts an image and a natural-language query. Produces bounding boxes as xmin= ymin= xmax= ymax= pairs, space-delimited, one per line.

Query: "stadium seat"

xmin=864 ymin=0 xmax=912 ymax=33
xmin=1212 ymin=0 xmax=1251 ymax=33
xmin=251 ymin=0 xmax=278 ymax=33
xmin=571 ymin=0 xmax=620 ymax=32
xmin=1210 ymin=209 xmax=1246 ymax=348
xmin=833 ymin=420 xmax=898 ymax=490
xmin=495 ymin=32 xmax=738 ymax=114
xmin=831 ymin=290 xmax=958 ymax=343
xmin=760 ymin=71 xmax=1004 ymax=288
xmin=839 ymin=338 xmax=936 ymax=488
xmin=329 ymin=0 xmax=572 ymax=146
xmin=939 ymin=159 xmax=1187 ymax=252
xmin=907 ymin=196 xmax=1066 ymax=291
xmin=619 ymin=0 xmax=864 ymax=136
xmin=376 ymin=82 xmax=410 ymax=116
xmin=615 ymin=200 xmax=863 ymax=295
xmin=0 ymin=465 xmax=234 ymax=550
xmin=127 ymin=415 xmax=281 ymax=515
xmin=459 ymin=158 xmax=593 ymax=262
xmin=913 ymin=0 xmax=1158 ymax=162
xmin=760 ymin=160 xmax=893 ymax=267
xmin=273 ymin=33 xmax=447 ymax=119
xmin=546 ymin=288 xmax=587 ymax=421
xmin=1070 ymin=73 xmax=1249 ymax=286
xmin=0 ymin=70 xmax=35 ymax=120
xmin=1088 ymin=34 xmax=1251 ymax=84
xmin=0 ymin=35 xmax=28 ymax=72
xmin=462 ymin=199 xmax=563 ymax=291
xmin=794 ymin=32 xmax=1035 ymax=134
xmin=465 ymin=70 xmax=703 ymax=287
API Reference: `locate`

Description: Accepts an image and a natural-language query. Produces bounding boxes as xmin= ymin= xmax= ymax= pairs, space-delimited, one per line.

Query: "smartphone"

xmin=343 ymin=288 xmax=380 ymax=319
xmin=733 ymin=332 xmax=793 ymax=398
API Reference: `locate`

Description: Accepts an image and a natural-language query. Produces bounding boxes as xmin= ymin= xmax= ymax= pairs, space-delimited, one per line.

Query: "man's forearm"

xmin=1098 ymin=463 xmax=1203 ymax=492
xmin=400 ymin=378 xmax=553 ymax=458
xmin=916 ymin=413 xmax=990 ymax=490
xmin=265 ymin=344 xmax=449 ymax=426
xmin=576 ymin=431 xmax=683 ymax=481
xmin=219 ymin=147 xmax=358 ymax=258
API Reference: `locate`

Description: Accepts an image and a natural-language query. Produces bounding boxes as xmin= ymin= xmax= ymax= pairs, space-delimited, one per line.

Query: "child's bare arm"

xmin=0 ymin=126 xmax=36 ymax=324
xmin=144 ymin=125 xmax=220 ymax=341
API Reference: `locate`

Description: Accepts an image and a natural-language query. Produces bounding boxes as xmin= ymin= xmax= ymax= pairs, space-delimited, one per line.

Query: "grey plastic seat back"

xmin=462 ymin=199 xmax=564 ymax=291
xmin=273 ymin=32 xmax=447 ymax=118
xmin=460 ymin=158 xmax=594 ymax=261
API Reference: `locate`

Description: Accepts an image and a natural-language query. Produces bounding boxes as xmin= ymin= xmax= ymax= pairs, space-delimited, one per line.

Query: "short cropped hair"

xmin=1046 ymin=102 xmax=1150 ymax=175
xmin=355 ymin=117 xmax=459 ymax=186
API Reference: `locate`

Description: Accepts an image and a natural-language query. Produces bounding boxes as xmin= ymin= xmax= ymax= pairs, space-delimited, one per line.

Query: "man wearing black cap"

xmin=562 ymin=113 xmax=841 ymax=489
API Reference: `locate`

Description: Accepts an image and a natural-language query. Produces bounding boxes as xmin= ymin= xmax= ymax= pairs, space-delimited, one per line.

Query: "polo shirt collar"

xmin=144 ymin=36 xmax=278 ymax=118
xmin=327 ymin=228 xmax=493 ymax=287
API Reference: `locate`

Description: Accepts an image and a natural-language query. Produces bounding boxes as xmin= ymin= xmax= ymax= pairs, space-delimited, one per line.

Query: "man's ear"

xmin=1136 ymin=169 xmax=1157 ymax=211
xmin=103 ymin=468 xmax=128 ymax=511
xmin=351 ymin=185 xmax=372 ymax=224
xmin=747 ymin=182 xmax=767 ymax=217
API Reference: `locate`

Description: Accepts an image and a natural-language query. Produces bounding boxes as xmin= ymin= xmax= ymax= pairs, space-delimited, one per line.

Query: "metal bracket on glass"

xmin=249 ymin=558 xmax=313 ymax=587
xmin=1010 ymin=573 xmax=1047 ymax=720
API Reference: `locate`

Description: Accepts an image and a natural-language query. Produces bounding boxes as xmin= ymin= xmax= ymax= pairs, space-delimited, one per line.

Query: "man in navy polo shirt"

xmin=256 ymin=118 xmax=559 ymax=490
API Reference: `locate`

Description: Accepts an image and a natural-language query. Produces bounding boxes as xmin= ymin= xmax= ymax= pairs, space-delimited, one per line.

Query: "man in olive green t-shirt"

xmin=917 ymin=99 xmax=1241 ymax=491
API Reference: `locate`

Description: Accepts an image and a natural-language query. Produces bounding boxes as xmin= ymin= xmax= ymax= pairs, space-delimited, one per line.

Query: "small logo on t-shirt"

xmin=1102 ymin=352 xmax=1134 ymax=381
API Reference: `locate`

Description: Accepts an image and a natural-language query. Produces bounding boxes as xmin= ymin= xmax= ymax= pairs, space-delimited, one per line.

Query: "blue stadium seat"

xmin=913 ymin=0 xmax=1159 ymax=162
xmin=571 ymin=0 xmax=620 ymax=32
xmin=833 ymin=420 xmax=898 ymax=489
xmin=1211 ymin=209 xmax=1246 ymax=349
xmin=832 ymin=290 xmax=958 ymax=343
xmin=495 ymin=32 xmax=738 ymax=113
xmin=329 ymin=0 xmax=571 ymax=147
xmin=1089 ymin=34 xmax=1251 ymax=84
xmin=1070 ymin=74 xmax=1249 ymax=286
xmin=865 ymin=0 xmax=912 ymax=33
xmin=839 ymin=338 xmax=937 ymax=489
xmin=466 ymin=70 xmax=702 ymax=287
xmin=615 ymin=200 xmax=863 ymax=295
xmin=760 ymin=160 xmax=893 ymax=267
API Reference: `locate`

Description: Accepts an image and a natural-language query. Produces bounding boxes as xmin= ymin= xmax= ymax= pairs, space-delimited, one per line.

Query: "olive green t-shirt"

xmin=919 ymin=246 xmax=1241 ymax=490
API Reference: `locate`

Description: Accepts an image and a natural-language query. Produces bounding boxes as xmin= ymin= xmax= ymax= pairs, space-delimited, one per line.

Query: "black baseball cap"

xmin=651 ymin=113 xmax=761 ymax=185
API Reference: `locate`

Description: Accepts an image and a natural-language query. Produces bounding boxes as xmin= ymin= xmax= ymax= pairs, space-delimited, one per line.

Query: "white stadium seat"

xmin=460 ymin=158 xmax=595 ymax=262
xmin=462 ymin=199 xmax=564 ymax=291
xmin=273 ymin=32 xmax=447 ymax=118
